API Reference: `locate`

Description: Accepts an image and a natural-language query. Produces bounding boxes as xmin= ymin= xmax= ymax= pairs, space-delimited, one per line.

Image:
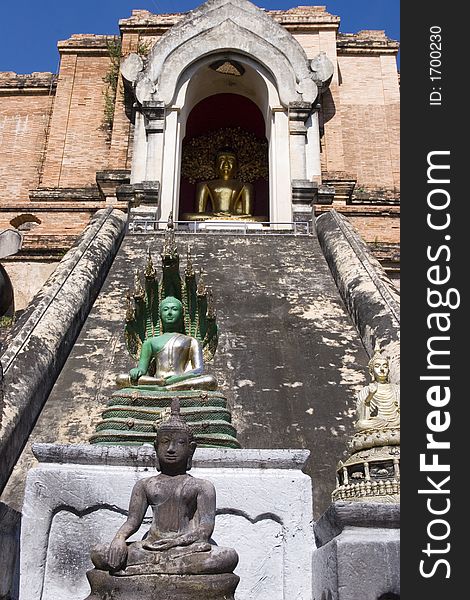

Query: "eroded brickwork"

xmin=0 ymin=5 xmax=399 ymax=270
xmin=40 ymin=38 xmax=112 ymax=188
xmin=336 ymin=32 xmax=399 ymax=193
xmin=0 ymin=73 xmax=55 ymax=202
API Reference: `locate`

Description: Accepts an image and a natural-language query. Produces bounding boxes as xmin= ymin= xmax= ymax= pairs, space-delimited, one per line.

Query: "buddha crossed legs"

xmin=116 ymin=296 xmax=217 ymax=391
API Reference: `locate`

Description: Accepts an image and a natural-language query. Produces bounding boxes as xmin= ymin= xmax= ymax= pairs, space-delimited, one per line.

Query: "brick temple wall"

xmin=337 ymin=50 xmax=400 ymax=191
xmin=0 ymin=5 xmax=399 ymax=272
xmin=40 ymin=37 xmax=113 ymax=188
xmin=0 ymin=73 xmax=55 ymax=203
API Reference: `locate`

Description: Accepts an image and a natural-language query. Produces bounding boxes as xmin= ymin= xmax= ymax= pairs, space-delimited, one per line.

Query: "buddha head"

xmin=154 ymin=397 xmax=196 ymax=473
xmin=215 ymin=148 xmax=238 ymax=180
xmin=368 ymin=349 xmax=390 ymax=383
xmin=160 ymin=296 xmax=184 ymax=332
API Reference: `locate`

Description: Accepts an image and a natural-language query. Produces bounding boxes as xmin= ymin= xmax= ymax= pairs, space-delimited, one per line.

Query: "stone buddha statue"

xmin=332 ymin=348 xmax=400 ymax=503
xmin=354 ymin=350 xmax=400 ymax=432
xmin=85 ymin=399 xmax=239 ymax=599
xmin=116 ymin=296 xmax=217 ymax=391
xmin=183 ymin=148 xmax=265 ymax=221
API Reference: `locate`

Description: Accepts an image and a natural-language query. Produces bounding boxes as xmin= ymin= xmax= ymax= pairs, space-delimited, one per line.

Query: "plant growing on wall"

xmin=101 ymin=36 xmax=122 ymax=138
xmin=101 ymin=36 xmax=154 ymax=139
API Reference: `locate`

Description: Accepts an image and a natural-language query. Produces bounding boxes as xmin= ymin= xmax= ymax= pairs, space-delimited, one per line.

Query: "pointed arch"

xmin=137 ymin=0 xmax=317 ymax=107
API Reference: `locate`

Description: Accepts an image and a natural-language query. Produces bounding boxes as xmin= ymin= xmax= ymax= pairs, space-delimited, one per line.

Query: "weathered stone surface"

xmin=96 ymin=170 xmax=131 ymax=201
xmin=0 ymin=502 xmax=20 ymax=600
xmin=32 ymin=443 xmax=309 ymax=470
xmin=310 ymin=52 xmax=335 ymax=89
xmin=20 ymin=444 xmax=313 ymax=600
xmin=312 ymin=501 xmax=400 ymax=600
xmin=313 ymin=500 xmax=400 ymax=547
xmin=316 ymin=210 xmax=400 ymax=382
xmin=0 ymin=229 xmax=22 ymax=259
xmin=84 ymin=571 xmax=239 ymax=600
xmin=28 ymin=187 xmax=102 ymax=202
xmin=120 ymin=52 xmax=144 ymax=84
xmin=0 ymin=208 xmax=127 ymax=494
xmin=2 ymin=233 xmax=368 ymax=519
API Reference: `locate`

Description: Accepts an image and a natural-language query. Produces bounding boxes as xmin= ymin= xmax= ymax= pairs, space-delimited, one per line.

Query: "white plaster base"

xmin=192 ymin=221 xmax=267 ymax=231
xmin=20 ymin=445 xmax=314 ymax=600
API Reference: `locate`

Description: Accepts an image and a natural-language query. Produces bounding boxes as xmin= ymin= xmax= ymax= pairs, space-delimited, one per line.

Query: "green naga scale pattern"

xmin=90 ymin=390 xmax=240 ymax=448
xmin=90 ymin=220 xmax=240 ymax=449
xmin=124 ymin=222 xmax=218 ymax=364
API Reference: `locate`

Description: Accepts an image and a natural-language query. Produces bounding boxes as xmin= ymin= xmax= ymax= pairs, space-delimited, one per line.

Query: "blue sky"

xmin=0 ymin=1 xmax=399 ymax=74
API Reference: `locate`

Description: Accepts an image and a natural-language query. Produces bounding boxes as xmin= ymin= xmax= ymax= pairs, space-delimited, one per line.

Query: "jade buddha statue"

xmin=116 ymin=296 xmax=217 ymax=391
xmin=184 ymin=148 xmax=265 ymax=221
xmin=90 ymin=238 xmax=241 ymax=449
xmin=354 ymin=351 xmax=400 ymax=432
xmin=85 ymin=399 xmax=239 ymax=599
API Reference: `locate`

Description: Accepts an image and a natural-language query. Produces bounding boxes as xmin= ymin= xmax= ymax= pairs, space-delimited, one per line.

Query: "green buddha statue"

xmin=90 ymin=237 xmax=241 ymax=449
xmin=184 ymin=148 xmax=265 ymax=221
xmin=116 ymin=296 xmax=217 ymax=391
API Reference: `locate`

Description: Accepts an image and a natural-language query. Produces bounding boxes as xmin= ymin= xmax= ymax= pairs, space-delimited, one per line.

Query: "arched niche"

xmin=137 ymin=0 xmax=317 ymax=107
xmin=10 ymin=214 xmax=41 ymax=231
xmin=148 ymin=53 xmax=292 ymax=223
xmin=178 ymin=93 xmax=269 ymax=219
xmin=129 ymin=0 xmax=321 ymax=226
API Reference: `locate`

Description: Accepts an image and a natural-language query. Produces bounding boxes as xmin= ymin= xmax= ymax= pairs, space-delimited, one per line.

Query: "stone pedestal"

xmin=291 ymin=180 xmax=317 ymax=233
xmin=90 ymin=389 xmax=240 ymax=448
xmin=96 ymin=170 xmax=131 ymax=204
xmin=312 ymin=501 xmax=400 ymax=600
xmin=84 ymin=571 xmax=239 ymax=600
xmin=20 ymin=444 xmax=313 ymax=600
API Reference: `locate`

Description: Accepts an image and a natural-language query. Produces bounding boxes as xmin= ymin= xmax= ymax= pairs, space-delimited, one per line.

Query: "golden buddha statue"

xmin=183 ymin=148 xmax=266 ymax=221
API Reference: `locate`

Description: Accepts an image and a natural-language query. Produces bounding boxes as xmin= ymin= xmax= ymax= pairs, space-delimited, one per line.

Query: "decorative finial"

xmin=197 ymin=268 xmax=206 ymax=296
xmin=145 ymin=246 xmax=156 ymax=278
xmin=125 ymin=290 xmax=135 ymax=322
xmin=133 ymin=270 xmax=145 ymax=300
xmin=156 ymin=397 xmax=193 ymax=441
xmin=161 ymin=212 xmax=177 ymax=258
xmin=185 ymin=245 xmax=195 ymax=277
xmin=171 ymin=396 xmax=180 ymax=416
xmin=207 ymin=287 xmax=216 ymax=319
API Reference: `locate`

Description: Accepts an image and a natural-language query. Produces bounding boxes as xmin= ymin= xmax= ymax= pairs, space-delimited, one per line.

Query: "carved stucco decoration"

xmin=129 ymin=0 xmax=318 ymax=107
xmin=181 ymin=127 xmax=268 ymax=184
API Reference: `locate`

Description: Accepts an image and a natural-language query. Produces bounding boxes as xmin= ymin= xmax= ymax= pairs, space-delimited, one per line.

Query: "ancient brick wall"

xmin=40 ymin=37 xmax=113 ymax=188
xmin=0 ymin=7 xmax=399 ymax=270
xmin=336 ymin=39 xmax=399 ymax=192
xmin=0 ymin=73 xmax=55 ymax=203
xmin=0 ymin=210 xmax=94 ymax=249
xmin=347 ymin=214 xmax=400 ymax=245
